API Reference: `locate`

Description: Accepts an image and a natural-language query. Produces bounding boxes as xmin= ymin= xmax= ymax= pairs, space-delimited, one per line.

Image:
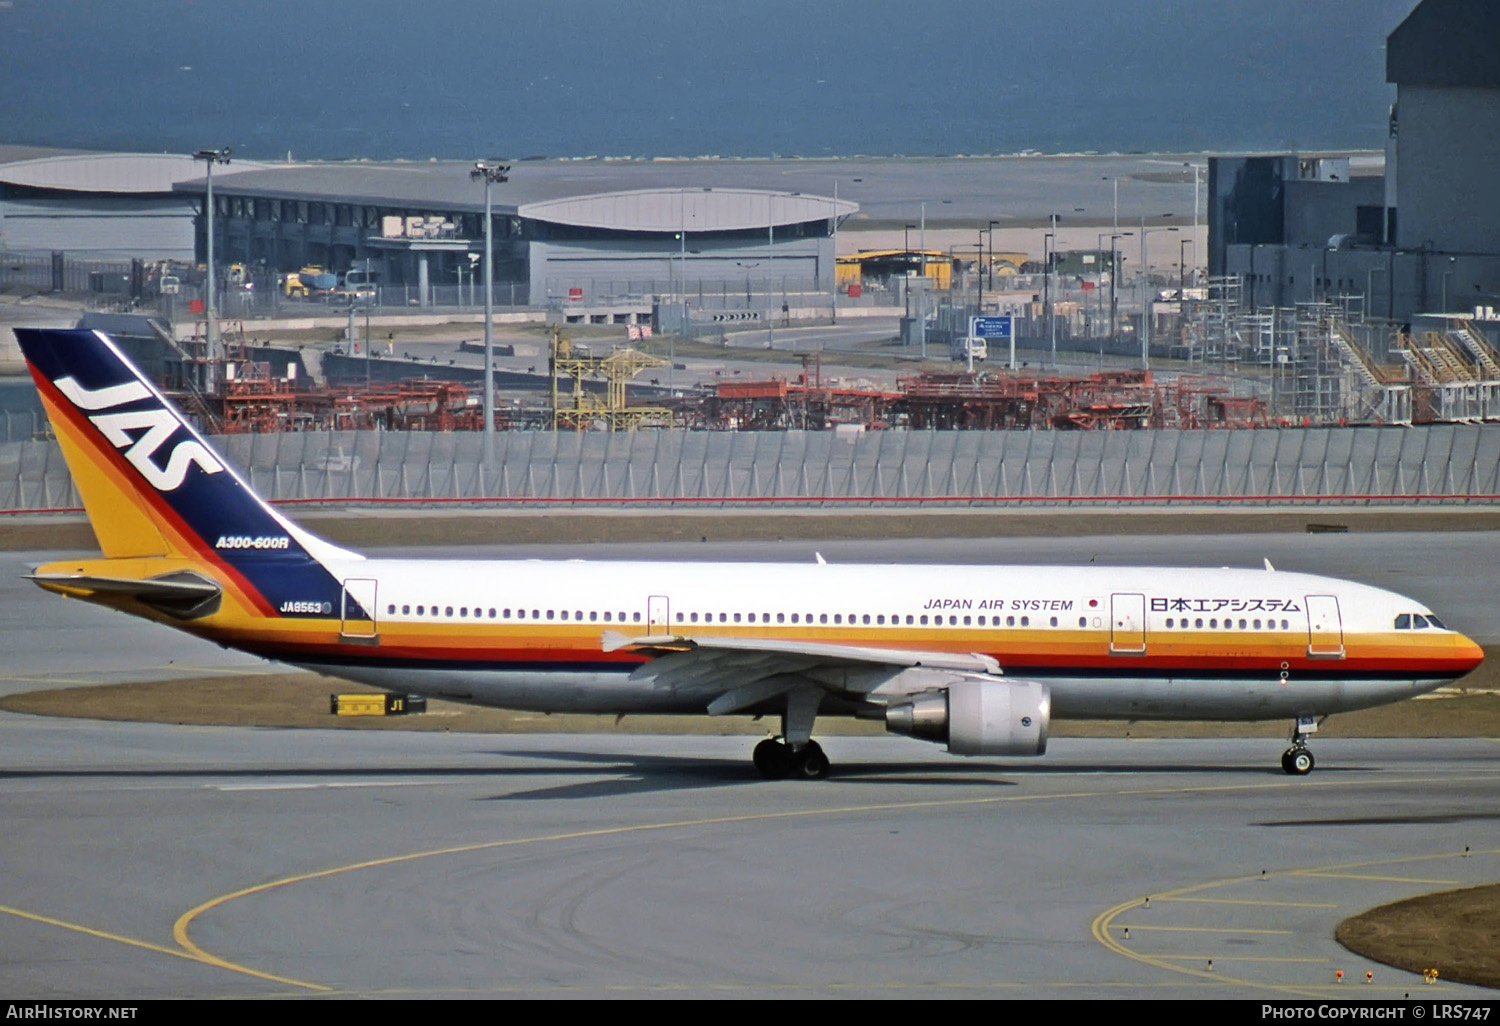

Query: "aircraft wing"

xmin=601 ymin=631 xmax=1001 ymax=714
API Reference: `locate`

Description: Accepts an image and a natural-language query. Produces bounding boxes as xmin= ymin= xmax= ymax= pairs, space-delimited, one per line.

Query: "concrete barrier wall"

xmin=4 ymin=424 xmax=1500 ymax=512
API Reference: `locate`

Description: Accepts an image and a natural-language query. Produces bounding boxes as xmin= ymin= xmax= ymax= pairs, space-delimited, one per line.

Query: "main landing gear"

xmin=752 ymin=685 xmax=830 ymax=780
xmin=753 ymin=737 xmax=830 ymax=780
xmin=1280 ymin=717 xmax=1318 ymax=775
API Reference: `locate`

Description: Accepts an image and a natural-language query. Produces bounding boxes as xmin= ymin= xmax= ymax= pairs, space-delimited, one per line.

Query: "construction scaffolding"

xmin=1177 ymin=281 xmax=1500 ymax=426
xmin=548 ymin=326 xmax=671 ymax=431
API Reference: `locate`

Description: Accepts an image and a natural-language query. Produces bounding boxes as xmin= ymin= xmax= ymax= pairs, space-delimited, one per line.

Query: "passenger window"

xmin=546 ymin=610 xmax=554 ymax=620
xmin=1050 ymin=616 xmax=1058 ymax=627
xmin=907 ymin=615 xmax=914 ymax=625
xmin=919 ymin=615 xmax=928 ymax=625
xmin=1006 ymin=615 xmax=1015 ymax=627
xmin=877 ymin=615 xmax=885 ymax=625
xmin=736 ymin=613 xmax=744 ymax=623
xmin=590 ymin=611 xmax=598 ymax=622
xmin=777 ymin=613 xmax=785 ymax=623
xmin=1167 ymin=618 xmax=1174 ymax=628
xmin=560 ymin=610 xmax=568 ymax=620
xmin=863 ymin=615 xmax=871 ymax=625
xmin=402 ymin=605 xmax=410 ymax=615
xmin=820 ymin=614 xmax=828 ymax=624
xmin=1195 ymin=618 xmax=1203 ymax=628
xmin=1021 ymin=616 xmax=1029 ymax=627
xmin=834 ymin=614 xmax=842 ymax=625
xmin=789 ymin=614 xmax=797 ymax=624
xmin=446 ymin=606 xmax=454 ymax=617
xmin=1079 ymin=617 xmax=1087 ymax=628
xmin=963 ymin=616 xmax=971 ymax=626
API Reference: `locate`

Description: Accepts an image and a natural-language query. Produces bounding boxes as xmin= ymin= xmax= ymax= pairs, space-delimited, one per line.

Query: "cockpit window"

xmin=1394 ymin=614 xmax=1411 ymax=630
xmin=1412 ymin=614 xmax=1430 ymax=629
xmin=1425 ymin=614 xmax=1445 ymax=630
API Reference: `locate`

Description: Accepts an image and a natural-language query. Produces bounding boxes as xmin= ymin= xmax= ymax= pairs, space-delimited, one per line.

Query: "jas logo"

xmin=55 ymin=376 xmax=225 ymax=491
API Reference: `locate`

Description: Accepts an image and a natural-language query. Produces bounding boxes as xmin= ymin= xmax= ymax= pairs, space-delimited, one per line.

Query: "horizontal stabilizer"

xmin=28 ymin=570 xmax=222 ymax=619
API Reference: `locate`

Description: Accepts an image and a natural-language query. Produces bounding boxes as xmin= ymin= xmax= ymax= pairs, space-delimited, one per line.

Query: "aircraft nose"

xmin=1454 ymin=632 xmax=1485 ymax=674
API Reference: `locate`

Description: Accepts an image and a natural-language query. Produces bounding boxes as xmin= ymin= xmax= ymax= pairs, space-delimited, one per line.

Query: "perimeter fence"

xmin=4 ymin=424 xmax=1500 ymax=513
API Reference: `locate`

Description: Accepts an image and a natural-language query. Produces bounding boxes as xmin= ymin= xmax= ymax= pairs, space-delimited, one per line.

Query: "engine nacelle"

xmin=884 ymin=679 xmax=1050 ymax=756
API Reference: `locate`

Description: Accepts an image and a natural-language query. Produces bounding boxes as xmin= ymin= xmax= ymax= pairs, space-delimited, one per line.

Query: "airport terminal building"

xmin=174 ymin=163 xmax=855 ymax=309
xmin=0 ymin=151 xmax=855 ymax=309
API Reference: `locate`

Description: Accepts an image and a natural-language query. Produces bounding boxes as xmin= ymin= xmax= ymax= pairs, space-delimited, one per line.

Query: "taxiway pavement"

xmin=2 ymin=528 xmax=1497 ymax=998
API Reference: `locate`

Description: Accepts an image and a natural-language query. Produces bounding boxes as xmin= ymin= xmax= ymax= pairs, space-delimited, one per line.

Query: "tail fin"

xmin=17 ymin=327 xmax=360 ymax=619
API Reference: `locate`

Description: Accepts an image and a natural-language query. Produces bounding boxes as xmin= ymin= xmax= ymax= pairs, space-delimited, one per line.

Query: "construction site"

xmin=106 ymin=277 xmax=1500 ymax=443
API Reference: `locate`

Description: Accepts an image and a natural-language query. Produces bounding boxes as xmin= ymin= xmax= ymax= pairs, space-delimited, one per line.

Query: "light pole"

xmin=919 ymin=202 xmax=928 ymax=358
xmin=1095 ymin=231 xmax=1113 ymax=345
xmin=1045 ymin=212 xmax=1059 ymax=367
xmin=1138 ymin=221 xmax=1178 ymax=369
xmin=829 ymin=177 xmax=859 ymax=325
xmin=976 ymin=228 xmax=987 ymax=316
xmin=986 ymin=220 xmax=999 ymax=293
xmin=1184 ymin=162 xmax=1204 ymax=286
xmin=901 ymin=224 xmax=916 ymax=329
xmin=1442 ymin=256 xmax=1456 ymax=313
xmin=470 ymin=161 xmax=510 ymax=459
xmin=193 ymin=147 xmax=231 ymax=391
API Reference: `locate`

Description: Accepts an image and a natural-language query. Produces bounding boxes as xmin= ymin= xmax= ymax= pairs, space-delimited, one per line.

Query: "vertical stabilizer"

xmin=17 ymin=328 xmax=362 ymax=620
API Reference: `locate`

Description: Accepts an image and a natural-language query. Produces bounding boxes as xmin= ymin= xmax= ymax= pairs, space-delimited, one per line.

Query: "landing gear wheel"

xmin=753 ymin=738 xmax=792 ymax=780
xmin=1281 ymin=746 xmax=1315 ymax=776
xmin=792 ymin=740 xmax=830 ymax=780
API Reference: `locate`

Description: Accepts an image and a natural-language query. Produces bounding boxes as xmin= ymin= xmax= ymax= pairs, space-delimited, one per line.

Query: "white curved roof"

xmin=517 ymin=188 xmax=857 ymax=232
xmin=0 ymin=153 xmax=267 ymax=194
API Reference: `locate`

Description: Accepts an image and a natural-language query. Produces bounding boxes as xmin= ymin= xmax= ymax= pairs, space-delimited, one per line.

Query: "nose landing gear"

xmin=1281 ymin=716 xmax=1319 ymax=775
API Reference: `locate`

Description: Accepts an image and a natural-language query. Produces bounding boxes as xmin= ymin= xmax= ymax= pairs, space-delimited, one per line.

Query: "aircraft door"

xmin=1305 ymin=594 xmax=1344 ymax=658
xmin=341 ymin=578 xmax=379 ymax=640
xmin=647 ymin=595 xmax=671 ymax=633
xmin=1110 ymin=593 xmax=1146 ymax=654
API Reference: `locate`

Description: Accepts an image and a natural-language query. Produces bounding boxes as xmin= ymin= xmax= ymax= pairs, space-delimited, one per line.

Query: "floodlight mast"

xmin=470 ymin=161 xmax=511 ymax=465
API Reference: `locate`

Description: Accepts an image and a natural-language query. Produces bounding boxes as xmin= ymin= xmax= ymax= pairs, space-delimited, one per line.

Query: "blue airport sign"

xmin=971 ymin=315 xmax=1013 ymax=339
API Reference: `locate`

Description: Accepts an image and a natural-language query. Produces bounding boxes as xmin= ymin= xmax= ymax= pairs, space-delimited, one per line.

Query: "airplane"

xmin=13 ymin=327 xmax=1485 ymax=779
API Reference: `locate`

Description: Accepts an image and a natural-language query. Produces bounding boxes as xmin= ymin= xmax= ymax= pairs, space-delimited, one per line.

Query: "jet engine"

xmin=884 ymin=679 xmax=1050 ymax=756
